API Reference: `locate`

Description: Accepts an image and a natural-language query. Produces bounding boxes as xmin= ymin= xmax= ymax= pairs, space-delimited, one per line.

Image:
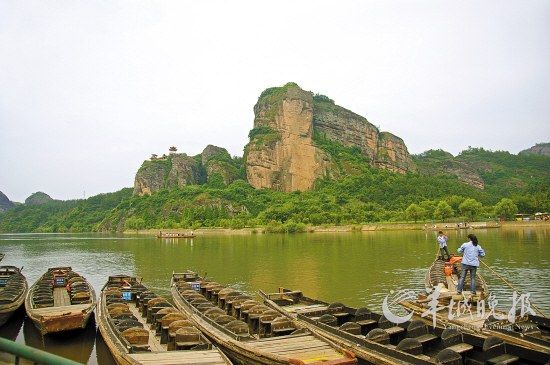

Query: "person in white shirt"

xmin=437 ymin=231 xmax=450 ymax=260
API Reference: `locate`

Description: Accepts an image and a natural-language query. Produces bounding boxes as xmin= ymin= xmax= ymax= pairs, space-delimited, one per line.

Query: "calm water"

xmin=0 ymin=227 xmax=548 ymax=364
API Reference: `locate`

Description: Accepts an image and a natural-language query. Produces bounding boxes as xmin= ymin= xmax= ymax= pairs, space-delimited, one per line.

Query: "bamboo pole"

xmin=480 ymin=260 xmax=547 ymax=318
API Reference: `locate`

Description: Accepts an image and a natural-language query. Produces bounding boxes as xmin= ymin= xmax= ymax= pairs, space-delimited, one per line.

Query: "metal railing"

xmin=0 ymin=337 xmax=82 ymax=365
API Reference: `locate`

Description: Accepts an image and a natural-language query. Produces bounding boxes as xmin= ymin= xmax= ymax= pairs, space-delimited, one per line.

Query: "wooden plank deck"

xmin=127 ymin=301 xmax=165 ymax=352
xmin=31 ymin=303 xmax=90 ymax=316
xmin=53 ymin=287 xmax=71 ymax=307
xmin=129 ymin=350 xmax=227 ymax=364
xmin=248 ymin=334 xmax=344 ymax=361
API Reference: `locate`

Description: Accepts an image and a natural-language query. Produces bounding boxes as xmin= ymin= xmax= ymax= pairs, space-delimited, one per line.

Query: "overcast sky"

xmin=1 ymin=1 xmax=549 ymax=202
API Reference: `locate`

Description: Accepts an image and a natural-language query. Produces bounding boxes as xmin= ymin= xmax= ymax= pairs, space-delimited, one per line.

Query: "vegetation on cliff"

xmin=1 ymin=145 xmax=548 ymax=233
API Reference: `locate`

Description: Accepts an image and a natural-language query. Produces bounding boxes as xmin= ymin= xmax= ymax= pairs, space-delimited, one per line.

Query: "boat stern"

xmin=38 ymin=309 xmax=90 ymax=335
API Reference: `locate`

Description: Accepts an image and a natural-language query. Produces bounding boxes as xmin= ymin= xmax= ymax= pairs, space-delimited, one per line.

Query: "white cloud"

xmin=1 ymin=1 xmax=549 ymax=201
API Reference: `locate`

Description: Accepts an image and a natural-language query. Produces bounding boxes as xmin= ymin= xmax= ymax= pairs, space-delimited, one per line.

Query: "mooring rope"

xmin=480 ymin=260 xmax=547 ymax=318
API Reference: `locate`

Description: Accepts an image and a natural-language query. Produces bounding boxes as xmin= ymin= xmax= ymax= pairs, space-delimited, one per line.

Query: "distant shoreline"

xmin=124 ymin=220 xmax=550 ymax=236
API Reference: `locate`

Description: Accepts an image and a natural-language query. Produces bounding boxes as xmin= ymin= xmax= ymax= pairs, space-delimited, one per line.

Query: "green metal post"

xmin=0 ymin=337 xmax=83 ymax=365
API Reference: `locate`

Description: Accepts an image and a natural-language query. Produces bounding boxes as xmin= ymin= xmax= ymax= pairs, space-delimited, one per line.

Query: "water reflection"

xmin=0 ymin=227 xmax=548 ymax=364
xmin=23 ymin=317 xmax=96 ymax=364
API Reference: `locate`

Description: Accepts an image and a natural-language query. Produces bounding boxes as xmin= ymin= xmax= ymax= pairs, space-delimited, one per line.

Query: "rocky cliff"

xmin=519 ymin=142 xmax=550 ymax=156
xmin=133 ymin=145 xmax=242 ymax=196
xmin=244 ymin=83 xmax=415 ymax=191
xmin=0 ymin=191 xmax=15 ymax=212
xmin=25 ymin=192 xmax=53 ymax=205
xmin=244 ymin=83 xmax=332 ymax=192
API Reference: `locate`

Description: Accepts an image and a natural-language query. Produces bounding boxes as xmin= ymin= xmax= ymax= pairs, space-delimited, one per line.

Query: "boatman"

xmin=437 ymin=231 xmax=450 ymax=261
xmin=456 ymin=234 xmax=485 ymax=296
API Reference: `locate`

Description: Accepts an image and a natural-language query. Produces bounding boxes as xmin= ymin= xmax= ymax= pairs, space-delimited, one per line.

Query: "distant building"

xmin=169 ymin=146 xmax=178 ymax=154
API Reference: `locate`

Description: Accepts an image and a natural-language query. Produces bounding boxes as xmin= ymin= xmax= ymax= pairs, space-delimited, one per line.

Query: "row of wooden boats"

xmin=0 ymin=259 xmax=548 ymax=365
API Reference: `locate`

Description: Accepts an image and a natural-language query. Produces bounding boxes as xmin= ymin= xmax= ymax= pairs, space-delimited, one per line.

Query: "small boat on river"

xmin=260 ymin=288 xmax=550 ymax=365
xmin=0 ymin=253 xmax=5 ymax=262
xmin=171 ymin=271 xmax=357 ymax=365
xmin=0 ymin=266 xmax=27 ymax=326
xmin=25 ymin=266 xmax=96 ymax=335
xmin=157 ymin=231 xmax=196 ymax=239
xmin=425 ymin=257 xmax=489 ymax=301
xmin=97 ymin=274 xmax=232 ymax=365
xmin=400 ymin=258 xmax=550 ymax=356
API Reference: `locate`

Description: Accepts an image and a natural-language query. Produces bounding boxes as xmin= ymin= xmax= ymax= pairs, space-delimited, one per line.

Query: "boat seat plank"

xmin=251 ymin=334 xmax=321 ymax=346
xmin=250 ymin=340 xmax=328 ymax=351
xmin=291 ymin=304 xmax=328 ymax=314
xmin=265 ymin=344 xmax=332 ymax=353
xmin=415 ymin=333 xmax=438 ymax=344
xmin=487 ymin=354 xmax=519 ymax=364
xmin=356 ymin=319 xmax=377 ymax=326
xmin=31 ymin=303 xmax=91 ymax=315
xmin=332 ymin=312 xmax=349 ymax=318
xmin=385 ymin=326 xmax=404 ymax=335
xmin=446 ymin=343 xmax=473 ymax=354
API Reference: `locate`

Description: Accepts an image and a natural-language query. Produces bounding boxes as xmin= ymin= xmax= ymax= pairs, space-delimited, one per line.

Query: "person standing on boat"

xmin=456 ymin=233 xmax=485 ymax=295
xmin=437 ymin=231 xmax=450 ymax=261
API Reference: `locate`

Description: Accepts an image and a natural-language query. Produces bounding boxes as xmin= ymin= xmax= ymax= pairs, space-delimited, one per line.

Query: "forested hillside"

xmin=1 ymin=145 xmax=548 ymax=233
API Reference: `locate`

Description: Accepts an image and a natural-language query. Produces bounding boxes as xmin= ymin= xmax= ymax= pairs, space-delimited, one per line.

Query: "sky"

xmin=1 ymin=1 xmax=549 ymax=202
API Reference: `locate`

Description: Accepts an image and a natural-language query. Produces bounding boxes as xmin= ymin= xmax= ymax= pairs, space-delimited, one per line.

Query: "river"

xmin=0 ymin=227 xmax=548 ymax=364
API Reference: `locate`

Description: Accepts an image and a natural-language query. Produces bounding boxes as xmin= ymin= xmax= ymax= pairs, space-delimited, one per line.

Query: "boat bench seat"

xmin=385 ymin=326 xmax=404 ymax=335
xmin=129 ymin=344 xmax=150 ymax=353
xmin=356 ymin=319 xmax=377 ymax=326
xmin=487 ymin=354 xmax=519 ymax=365
xmin=332 ymin=312 xmax=349 ymax=318
xmin=176 ymin=340 xmax=202 ymax=350
xmin=415 ymin=333 xmax=438 ymax=345
xmin=446 ymin=342 xmax=473 ymax=354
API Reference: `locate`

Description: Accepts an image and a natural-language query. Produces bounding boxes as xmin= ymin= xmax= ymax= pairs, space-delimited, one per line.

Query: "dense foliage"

xmin=1 ymin=144 xmax=549 ymax=233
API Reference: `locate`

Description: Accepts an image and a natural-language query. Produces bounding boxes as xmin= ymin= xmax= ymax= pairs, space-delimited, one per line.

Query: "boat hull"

xmin=0 ymin=266 xmax=28 ymax=327
xmin=29 ymin=308 xmax=94 ymax=335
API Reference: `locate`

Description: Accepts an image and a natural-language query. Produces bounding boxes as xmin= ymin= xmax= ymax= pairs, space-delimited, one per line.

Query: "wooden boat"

xmin=171 ymin=271 xmax=357 ymax=365
xmin=96 ymin=274 xmax=232 ymax=365
xmin=157 ymin=231 xmax=196 ymax=239
xmin=397 ymin=258 xmax=550 ymax=356
xmin=425 ymin=257 xmax=489 ymax=301
xmin=0 ymin=266 xmax=27 ymax=326
xmin=260 ymin=288 xmax=550 ymax=365
xmin=25 ymin=266 xmax=96 ymax=335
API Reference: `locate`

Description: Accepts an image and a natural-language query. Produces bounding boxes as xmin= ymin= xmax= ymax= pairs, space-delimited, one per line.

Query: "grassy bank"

xmin=124 ymin=220 xmax=550 ymax=236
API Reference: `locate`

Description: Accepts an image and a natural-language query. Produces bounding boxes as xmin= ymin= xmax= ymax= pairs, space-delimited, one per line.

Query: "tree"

xmin=459 ymin=198 xmax=482 ymax=221
xmin=125 ymin=216 xmax=146 ymax=232
xmin=419 ymin=200 xmax=437 ymax=218
xmin=405 ymin=203 xmax=426 ymax=222
xmin=494 ymin=198 xmax=518 ymax=220
xmin=434 ymin=201 xmax=454 ymax=221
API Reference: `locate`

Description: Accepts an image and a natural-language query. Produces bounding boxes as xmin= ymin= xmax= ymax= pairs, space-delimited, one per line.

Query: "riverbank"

xmin=124 ymin=220 xmax=550 ymax=236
